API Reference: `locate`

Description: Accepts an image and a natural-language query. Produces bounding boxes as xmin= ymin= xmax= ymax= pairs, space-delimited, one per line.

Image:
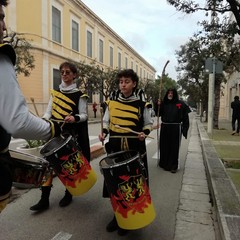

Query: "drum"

xmin=9 ymin=150 xmax=49 ymax=188
xmin=99 ymin=150 xmax=156 ymax=230
xmin=40 ymin=135 xmax=97 ymax=196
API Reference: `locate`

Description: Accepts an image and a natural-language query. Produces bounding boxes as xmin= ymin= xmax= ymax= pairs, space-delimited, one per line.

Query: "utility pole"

xmin=205 ymin=57 xmax=223 ymax=137
xmin=207 ymin=58 xmax=216 ymax=137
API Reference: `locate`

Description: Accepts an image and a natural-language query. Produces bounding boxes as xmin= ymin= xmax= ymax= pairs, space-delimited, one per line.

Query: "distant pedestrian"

xmin=93 ymin=101 xmax=97 ymax=118
xmin=231 ymin=96 xmax=240 ymax=136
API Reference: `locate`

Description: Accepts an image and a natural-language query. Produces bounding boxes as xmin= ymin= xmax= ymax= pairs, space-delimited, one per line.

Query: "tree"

xmin=4 ymin=31 xmax=35 ymax=76
xmin=167 ymin=0 xmax=240 ymax=128
xmin=167 ymin=0 xmax=240 ymax=34
xmin=175 ymin=26 xmax=240 ymax=128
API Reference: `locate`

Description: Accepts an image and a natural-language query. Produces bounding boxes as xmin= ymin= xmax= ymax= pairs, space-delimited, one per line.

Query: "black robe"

xmin=158 ymin=99 xmax=190 ymax=171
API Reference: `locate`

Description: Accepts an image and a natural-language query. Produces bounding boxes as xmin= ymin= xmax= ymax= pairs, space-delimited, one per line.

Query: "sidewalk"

xmin=197 ymin=117 xmax=240 ymax=240
xmin=174 ymin=117 xmax=216 ymax=240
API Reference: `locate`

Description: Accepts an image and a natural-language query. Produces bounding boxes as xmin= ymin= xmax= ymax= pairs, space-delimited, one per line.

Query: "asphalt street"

xmin=0 ymin=114 xmax=216 ymax=240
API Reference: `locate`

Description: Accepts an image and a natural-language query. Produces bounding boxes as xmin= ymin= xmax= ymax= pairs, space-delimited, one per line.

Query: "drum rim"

xmin=99 ymin=150 xmax=140 ymax=169
xmin=9 ymin=149 xmax=49 ymax=165
xmin=40 ymin=135 xmax=72 ymax=157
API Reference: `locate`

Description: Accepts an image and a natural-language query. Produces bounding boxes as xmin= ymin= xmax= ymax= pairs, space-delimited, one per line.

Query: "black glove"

xmin=182 ymin=128 xmax=188 ymax=139
xmin=45 ymin=119 xmax=61 ymax=138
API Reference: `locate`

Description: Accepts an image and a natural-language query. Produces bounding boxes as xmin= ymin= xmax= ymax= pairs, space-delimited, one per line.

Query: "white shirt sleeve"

xmin=42 ymin=96 xmax=53 ymax=120
xmin=0 ymin=54 xmax=52 ymax=140
xmin=76 ymin=96 xmax=88 ymax=122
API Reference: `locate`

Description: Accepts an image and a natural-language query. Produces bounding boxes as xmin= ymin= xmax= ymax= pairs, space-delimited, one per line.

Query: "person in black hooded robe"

xmin=157 ymin=88 xmax=190 ymax=173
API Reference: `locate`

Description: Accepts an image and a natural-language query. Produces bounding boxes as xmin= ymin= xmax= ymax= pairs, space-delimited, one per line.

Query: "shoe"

xmin=106 ymin=216 xmax=118 ymax=232
xmin=171 ymin=169 xmax=177 ymax=173
xmin=30 ymin=186 xmax=51 ymax=211
xmin=59 ymin=189 xmax=72 ymax=207
xmin=117 ymin=227 xmax=129 ymax=236
xmin=30 ymin=199 xmax=49 ymax=211
xmin=232 ymin=131 xmax=236 ymax=135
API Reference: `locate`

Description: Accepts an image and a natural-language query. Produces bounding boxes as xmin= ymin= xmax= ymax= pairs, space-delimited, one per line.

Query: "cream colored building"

xmin=219 ymin=10 xmax=240 ymax=121
xmin=5 ymin=0 xmax=156 ymax=116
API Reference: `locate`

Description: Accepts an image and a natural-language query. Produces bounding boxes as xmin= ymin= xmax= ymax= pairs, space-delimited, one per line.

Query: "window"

xmin=87 ymin=30 xmax=92 ymax=58
xmin=131 ymin=61 xmax=133 ymax=69
xmin=125 ymin=57 xmax=128 ymax=69
xmin=53 ymin=69 xmax=61 ymax=90
xmin=118 ymin=52 xmax=121 ymax=69
xmin=136 ymin=64 xmax=138 ymax=74
xmin=52 ymin=6 xmax=61 ymax=43
xmin=109 ymin=46 xmax=113 ymax=67
xmin=99 ymin=39 xmax=103 ymax=63
xmin=72 ymin=20 xmax=79 ymax=51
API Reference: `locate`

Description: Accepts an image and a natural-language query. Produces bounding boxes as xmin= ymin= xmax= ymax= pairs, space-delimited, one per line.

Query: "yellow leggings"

xmin=41 ymin=169 xmax=54 ymax=187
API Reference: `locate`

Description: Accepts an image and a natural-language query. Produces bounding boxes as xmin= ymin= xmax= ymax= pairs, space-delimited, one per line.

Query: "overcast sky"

xmin=81 ymin=0 xmax=206 ymax=80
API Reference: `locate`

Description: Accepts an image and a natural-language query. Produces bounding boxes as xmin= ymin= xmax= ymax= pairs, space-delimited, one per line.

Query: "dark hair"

xmin=117 ymin=69 xmax=139 ymax=88
xmin=59 ymin=62 xmax=77 ymax=75
xmin=0 ymin=0 xmax=9 ymax=6
xmin=234 ymin=96 xmax=239 ymax=100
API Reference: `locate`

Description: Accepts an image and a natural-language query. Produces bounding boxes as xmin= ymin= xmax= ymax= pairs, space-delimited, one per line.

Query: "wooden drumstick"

xmin=61 ymin=112 xmax=73 ymax=129
xmin=115 ymin=125 xmax=154 ymax=139
xmin=100 ymin=107 xmax=104 ymax=146
xmin=50 ymin=119 xmax=65 ymax=123
xmin=30 ymin=97 xmax=39 ymax=117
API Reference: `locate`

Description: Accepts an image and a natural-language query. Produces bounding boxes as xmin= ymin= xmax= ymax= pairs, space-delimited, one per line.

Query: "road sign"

xmin=205 ymin=57 xmax=223 ymax=74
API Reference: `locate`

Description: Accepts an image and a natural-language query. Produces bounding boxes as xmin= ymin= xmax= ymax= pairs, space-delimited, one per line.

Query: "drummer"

xmin=0 ymin=0 xmax=60 ymax=213
xmin=30 ymin=61 xmax=91 ymax=211
xmin=98 ymin=69 xmax=154 ymax=236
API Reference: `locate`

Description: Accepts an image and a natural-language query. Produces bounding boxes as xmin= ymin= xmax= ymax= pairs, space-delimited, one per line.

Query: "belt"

xmin=110 ymin=136 xmax=138 ymax=139
xmin=162 ymin=122 xmax=181 ymax=125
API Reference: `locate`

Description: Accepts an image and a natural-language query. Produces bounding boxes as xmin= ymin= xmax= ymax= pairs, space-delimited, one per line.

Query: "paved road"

xmin=0 ymin=114 xmax=216 ymax=240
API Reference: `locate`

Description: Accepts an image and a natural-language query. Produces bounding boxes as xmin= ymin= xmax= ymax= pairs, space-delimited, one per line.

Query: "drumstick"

xmin=61 ymin=112 xmax=73 ymax=129
xmin=50 ymin=119 xmax=65 ymax=123
xmin=30 ymin=97 xmax=39 ymax=117
xmin=115 ymin=125 xmax=154 ymax=139
xmin=100 ymin=107 xmax=104 ymax=146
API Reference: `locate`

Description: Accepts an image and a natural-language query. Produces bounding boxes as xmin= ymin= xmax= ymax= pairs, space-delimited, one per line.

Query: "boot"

xmin=30 ymin=186 xmax=51 ymax=211
xmin=59 ymin=189 xmax=72 ymax=207
xmin=106 ymin=215 xmax=118 ymax=232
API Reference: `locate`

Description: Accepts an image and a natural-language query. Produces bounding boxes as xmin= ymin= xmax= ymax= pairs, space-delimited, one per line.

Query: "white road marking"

xmin=50 ymin=231 xmax=72 ymax=240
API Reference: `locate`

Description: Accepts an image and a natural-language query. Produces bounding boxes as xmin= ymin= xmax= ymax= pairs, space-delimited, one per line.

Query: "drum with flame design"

xmin=9 ymin=150 xmax=49 ymax=188
xmin=40 ymin=135 xmax=97 ymax=196
xmin=99 ymin=150 xmax=156 ymax=230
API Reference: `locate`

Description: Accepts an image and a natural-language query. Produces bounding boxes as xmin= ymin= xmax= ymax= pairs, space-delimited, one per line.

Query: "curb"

xmin=197 ymin=119 xmax=240 ymax=240
xmin=90 ymin=145 xmax=105 ymax=160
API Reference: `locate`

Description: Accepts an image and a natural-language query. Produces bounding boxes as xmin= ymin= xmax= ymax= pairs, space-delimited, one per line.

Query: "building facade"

xmin=219 ymin=7 xmax=240 ymax=121
xmin=5 ymin=0 xmax=156 ymax=116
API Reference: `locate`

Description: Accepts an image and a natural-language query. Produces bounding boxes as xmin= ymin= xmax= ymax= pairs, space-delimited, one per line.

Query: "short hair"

xmin=59 ymin=62 xmax=77 ymax=75
xmin=117 ymin=69 xmax=139 ymax=87
xmin=0 ymin=0 xmax=9 ymax=6
xmin=234 ymin=96 xmax=239 ymax=100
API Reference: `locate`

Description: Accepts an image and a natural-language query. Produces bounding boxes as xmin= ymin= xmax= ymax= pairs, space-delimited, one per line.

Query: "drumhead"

xmin=9 ymin=149 xmax=48 ymax=165
xmin=100 ymin=150 xmax=139 ymax=169
xmin=40 ymin=135 xmax=72 ymax=157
